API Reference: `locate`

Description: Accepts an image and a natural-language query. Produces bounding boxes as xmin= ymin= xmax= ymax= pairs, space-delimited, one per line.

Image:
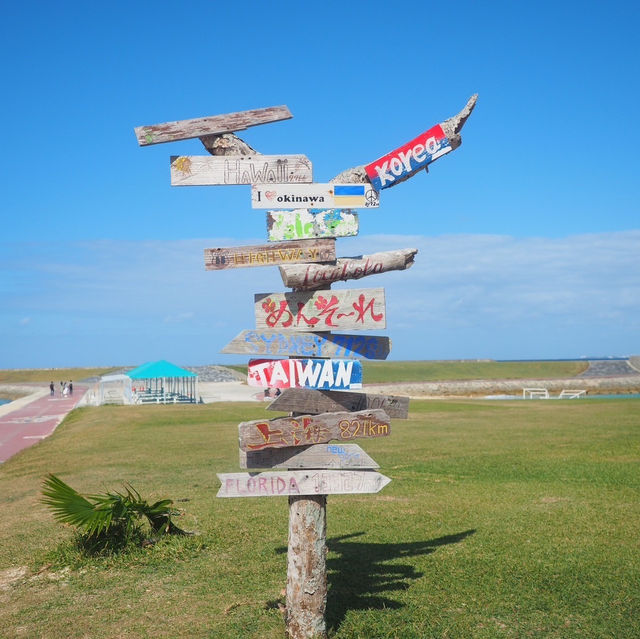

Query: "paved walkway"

xmin=0 ymin=385 xmax=87 ymax=463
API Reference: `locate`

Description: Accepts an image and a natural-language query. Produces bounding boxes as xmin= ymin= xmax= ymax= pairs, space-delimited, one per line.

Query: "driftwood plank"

xmin=221 ymin=330 xmax=391 ymax=360
xmin=217 ymin=470 xmax=391 ymax=497
xmin=134 ymin=105 xmax=292 ymax=146
xmin=238 ymin=409 xmax=391 ymax=452
xmin=204 ymin=239 xmax=335 ymax=271
xmin=267 ymin=209 xmax=359 ymax=242
xmin=170 ymin=155 xmax=312 ymax=186
xmin=240 ymin=443 xmax=380 ymax=470
xmin=252 ymin=183 xmax=380 ymax=209
xmin=254 ymin=288 xmax=386 ymax=332
xmin=280 ymin=248 xmax=417 ymax=290
xmin=267 ymin=388 xmax=410 ymax=419
xmin=331 ymin=95 xmax=478 ymax=188
xmin=247 ymin=358 xmax=362 ymax=390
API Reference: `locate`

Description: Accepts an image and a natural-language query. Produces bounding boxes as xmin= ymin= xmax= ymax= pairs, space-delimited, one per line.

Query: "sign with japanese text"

xmin=254 ymin=288 xmax=386 ymax=332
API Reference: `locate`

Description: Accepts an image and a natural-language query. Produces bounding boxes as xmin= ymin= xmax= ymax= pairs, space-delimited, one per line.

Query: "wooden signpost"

xmin=134 ymin=105 xmax=292 ymax=146
xmin=238 ymin=409 xmax=391 ymax=452
xmin=252 ymin=183 xmax=380 ymax=209
xmin=221 ymin=330 xmax=391 ymax=359
xmin=247 ymin=358 xmax=363 ymax=390
xmin=137 ymin=97 xmax=475 ymax=639
xmin=267 ymin=387 xmax=410 ymax=419
xmin=279 ymin=247 xmax=417 ymax=290
xmin=217 ymin=469 xmax=391 ymax=498
xmin=240 ymin=442 xmax=380 ymax=470
xmin=204 ymin=239 xmax=335 ymax=270
xmin=170 ymin=154 xmax=312 ymax=186
xmin=254 ymin=287 xmax=386 ymax=331
xmin=267 ymin=209 xmax=359 ymax=242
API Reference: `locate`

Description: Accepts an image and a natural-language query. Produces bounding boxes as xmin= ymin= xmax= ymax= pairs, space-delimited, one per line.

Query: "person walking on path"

xmin=69 ymin=381 xmax=73 ymax=395
xmin=49 ymin=381 xmax=54 ymax=396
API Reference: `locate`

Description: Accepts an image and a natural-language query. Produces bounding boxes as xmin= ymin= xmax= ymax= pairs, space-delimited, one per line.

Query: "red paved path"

xmin=0 ymin=385 xmax=87 ymax=463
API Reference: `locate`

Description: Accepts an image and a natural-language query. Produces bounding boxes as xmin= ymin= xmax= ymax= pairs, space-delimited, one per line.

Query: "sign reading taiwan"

xmin=247 ymin=358 xmax=362 ymax=390
xmin=254 ymin=288 xmax=386 ymax=332
xmin=252 ymin=183 xmax=380 ymax=209
xmin=365 ymin=124 xmax=452 ymax=191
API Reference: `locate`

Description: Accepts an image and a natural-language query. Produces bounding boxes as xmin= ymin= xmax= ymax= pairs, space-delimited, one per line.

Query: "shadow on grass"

xmin=275 ymin=529 xmax=475 ymax=632
xmin=325 ymin=529 xmax=476 ymax=630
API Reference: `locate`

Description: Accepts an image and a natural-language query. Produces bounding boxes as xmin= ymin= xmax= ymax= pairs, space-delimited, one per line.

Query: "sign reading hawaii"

xmin=365 ymin=123 xmax=452 ymax=191
xmin=251 ymin=183 xmax=380 ymax=209
xmin=254 ymin=288 xmax=386 ymax=331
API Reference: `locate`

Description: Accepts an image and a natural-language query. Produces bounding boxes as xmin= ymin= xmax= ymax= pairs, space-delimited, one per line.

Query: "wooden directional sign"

xmin=267 ymin=209 xmax=359 ymax=242
xmin=240 ymin=443 xmax=380 ymax=470
xmin=238 ymin=409 xmax=391 ymax=452
xmin=252 ymin=183 xmax=380 ymax=209
xmin=365 ymin=123 xmax=452 ymax=191
xmin=170 ymin=155 xmax=312 ymax=186
xmin=221 ymin=330 xmax=391 ymax=360
xmin=204 ymin=239 xmax=335 ymax=270
xmin=134 ymin=105 xmax=292 ymax=146
xmin=255 ymin=288 xmax=386 ymax=332
xmin=247 ymin=358 xmax=363 ymax=390
xmin=217 ymin=470 xmax=391 ymax=498
xmin=267 ymin=388 xmax=410 ymax=419
xmin=280 ymin=248 xmax=417 ymax=290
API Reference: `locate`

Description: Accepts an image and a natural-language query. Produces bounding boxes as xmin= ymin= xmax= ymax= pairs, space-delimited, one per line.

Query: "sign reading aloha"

xmin=365 ymin=123 xmax=452 ymax=190
xmin=254 ymin=288 xmax=386 ymax=331
xmin=252 ymin=183 xmax=380 ymax=209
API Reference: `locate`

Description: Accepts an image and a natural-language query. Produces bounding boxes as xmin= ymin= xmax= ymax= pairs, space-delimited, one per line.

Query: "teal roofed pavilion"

xmin=126 ymin=360 xmax=198 ymax=404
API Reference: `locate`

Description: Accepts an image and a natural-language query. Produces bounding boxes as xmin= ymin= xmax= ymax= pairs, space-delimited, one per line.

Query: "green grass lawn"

xmin=1 ymin=399 xmax=638 ymax=638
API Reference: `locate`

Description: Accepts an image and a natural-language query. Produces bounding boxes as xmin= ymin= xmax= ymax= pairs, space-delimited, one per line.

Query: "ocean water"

xmin=0 ymin=398 xmax=10 ymax=406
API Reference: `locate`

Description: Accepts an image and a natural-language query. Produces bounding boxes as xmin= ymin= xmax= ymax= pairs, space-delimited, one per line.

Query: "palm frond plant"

xmin=41 ymin=474 xmax=190 ymax=554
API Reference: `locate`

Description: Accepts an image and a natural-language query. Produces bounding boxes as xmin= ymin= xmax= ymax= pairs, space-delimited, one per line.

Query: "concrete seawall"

xmin=364 ymin=375 xmax=640 ymax=399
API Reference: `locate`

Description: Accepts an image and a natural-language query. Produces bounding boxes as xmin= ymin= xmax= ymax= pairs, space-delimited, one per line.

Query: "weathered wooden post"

xmin=135 ymin=95 xmax=475 ymax=638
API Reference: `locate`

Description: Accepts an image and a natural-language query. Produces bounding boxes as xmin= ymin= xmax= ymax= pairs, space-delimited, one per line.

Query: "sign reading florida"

xmin=365 ymin=123 xmax=452 ymax=191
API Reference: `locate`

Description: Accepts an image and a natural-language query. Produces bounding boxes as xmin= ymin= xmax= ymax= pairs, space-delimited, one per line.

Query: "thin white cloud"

xmin=0 ymin=231 xmax=638 ymax=366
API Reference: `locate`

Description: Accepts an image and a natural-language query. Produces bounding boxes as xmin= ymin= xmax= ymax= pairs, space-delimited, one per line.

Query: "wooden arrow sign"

xmin=204 ymin=239 xmax=335 ymax=270
xmin=221 ymin=330 xmax=391 ymax=360
xmin=267 ymin=209 xmax=359 ymax=242
xmin=252 ymin=183 xmax=380 ymax=209
xmin=255 ymin=288 xmax=386 ymax=332
xmin=217 ymin=469 xmax=391 ymax=497
xmin=279 ymin=248 xmax=417 ymax=290
xmin=267 ymin=388 xmax=410 ymax=419
xmin=238 ymin=409 xmax=391 ymax=452
xmin=134 ymin=105 xmax=292 ymax=146
xmin=170 ymin=155 xmax=312 ymax=186
xmin=247 ymin=358 xmax=362 ymax=390
xmin=240 ymin=443 xmax=380 ymax=470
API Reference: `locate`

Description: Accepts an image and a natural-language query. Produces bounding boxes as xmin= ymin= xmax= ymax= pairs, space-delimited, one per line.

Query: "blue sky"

xmin=1 ymin=0 xmax=639 ymax=368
